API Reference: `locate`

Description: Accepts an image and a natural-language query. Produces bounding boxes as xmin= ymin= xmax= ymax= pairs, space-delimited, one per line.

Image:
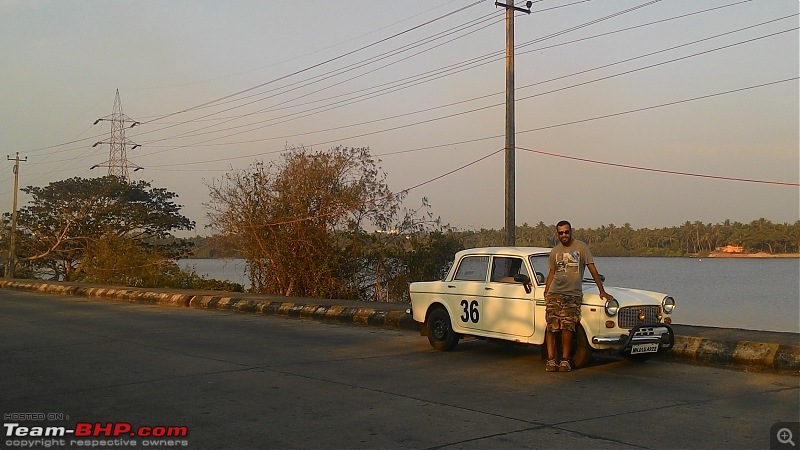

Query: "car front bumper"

xmin=592 ymin=323 xmax=675 ymax=353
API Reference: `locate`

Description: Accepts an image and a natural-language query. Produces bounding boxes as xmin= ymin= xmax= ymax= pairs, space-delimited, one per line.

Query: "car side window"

xmin=454 ymin=256 xmax=489 ymax=282
xmin=491 ymin=257 xmax=529 ymax=283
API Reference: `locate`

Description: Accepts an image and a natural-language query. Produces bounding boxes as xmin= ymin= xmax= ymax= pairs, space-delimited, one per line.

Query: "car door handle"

xmin=447 ymin=285 xmax=456 ymax=289
xmin=485 ymin=287 xmax=493 ymax=291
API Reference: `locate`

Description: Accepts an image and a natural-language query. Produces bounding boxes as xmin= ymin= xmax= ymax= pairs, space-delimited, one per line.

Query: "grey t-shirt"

xmin=547 ymin=240 xmax=594 ymax=296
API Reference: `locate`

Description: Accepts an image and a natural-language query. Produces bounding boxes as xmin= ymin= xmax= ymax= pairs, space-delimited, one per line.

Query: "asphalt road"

xmin=2 ymin=290 xmax=798 ymax=449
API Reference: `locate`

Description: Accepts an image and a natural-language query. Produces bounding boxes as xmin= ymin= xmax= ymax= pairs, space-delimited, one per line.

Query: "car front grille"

xmin=618 ymin=305 xmax=661 ymax=329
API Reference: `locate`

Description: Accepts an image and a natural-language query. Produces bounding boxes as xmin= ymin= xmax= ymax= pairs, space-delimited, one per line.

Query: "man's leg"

xmin=545 ymin=330 xmax=557 ymax=360
xmin=544 ymin=293 xmax=559 ymax=361
xmin=544 ymin=329 xmax=560 ymax=372
xmin=558 ymin=295 xmax=581 ymax=372
xmin=560 ymin=329 xmax=573 ymax=361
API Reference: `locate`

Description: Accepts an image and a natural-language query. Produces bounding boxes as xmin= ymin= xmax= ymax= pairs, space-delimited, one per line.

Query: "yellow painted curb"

xmin=353 ymin=309 xmax=375 ymax=324
xmin=733 ymin=341 xmax=779 ymax=366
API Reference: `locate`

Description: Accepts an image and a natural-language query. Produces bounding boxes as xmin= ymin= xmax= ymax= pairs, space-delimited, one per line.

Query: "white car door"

xmin=446 ymin=255 xmax=488 ymax=331
xmin=476 ymin=256 xmax=535 ymax=337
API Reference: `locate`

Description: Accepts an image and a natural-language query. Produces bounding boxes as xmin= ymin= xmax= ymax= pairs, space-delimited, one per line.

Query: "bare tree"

xmin=206 ymin=146 xmax=413 ymax=298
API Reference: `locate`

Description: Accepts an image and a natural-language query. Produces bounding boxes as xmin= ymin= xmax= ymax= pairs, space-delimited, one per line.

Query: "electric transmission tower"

xmin=91 ymin=89 xmax=142 ymax=180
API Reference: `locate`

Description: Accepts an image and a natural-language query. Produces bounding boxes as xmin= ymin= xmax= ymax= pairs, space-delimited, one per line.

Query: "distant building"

xmin=720 ymin=245 xmax=744 ymax=253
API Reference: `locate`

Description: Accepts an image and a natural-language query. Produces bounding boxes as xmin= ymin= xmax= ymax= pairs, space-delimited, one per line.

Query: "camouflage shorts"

xmin=545 ymin=293 xmax=581 ymax=332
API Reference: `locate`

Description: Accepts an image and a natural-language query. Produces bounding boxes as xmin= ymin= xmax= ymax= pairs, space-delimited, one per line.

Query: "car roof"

xmin=455 ymin=246 xmax=552 ymax=258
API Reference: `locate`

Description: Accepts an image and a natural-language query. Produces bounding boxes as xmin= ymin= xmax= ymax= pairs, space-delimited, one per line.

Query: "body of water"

xmin=593 ymin=257 xmax=799 ymax=334
xmin=178 ymin=258 xmax=250 ymax=289
xmin=178 ymin=257 xmax=800 ymax=333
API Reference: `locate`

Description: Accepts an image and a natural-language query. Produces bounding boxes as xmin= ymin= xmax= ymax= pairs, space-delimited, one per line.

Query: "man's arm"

xmin=587 ymin=263 xmax=613 ymax=300
xmin=543 ymin=269 xmax=555 ymax=297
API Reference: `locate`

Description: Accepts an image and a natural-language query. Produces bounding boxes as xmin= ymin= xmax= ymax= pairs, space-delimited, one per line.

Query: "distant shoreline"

xmin=182 ymin=253 xmax=800 ymax=260
xmin=705 ymin=251 xmax=800 ymax=259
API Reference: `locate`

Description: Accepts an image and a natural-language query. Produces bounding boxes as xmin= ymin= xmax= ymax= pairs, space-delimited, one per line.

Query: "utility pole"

xmin=6 ymin=152 xmax=26 ymax=278
xmin=92 ymin=89 xmax=142 ymax=180
xmin=496 ymin=1 xmax=531 ymax=246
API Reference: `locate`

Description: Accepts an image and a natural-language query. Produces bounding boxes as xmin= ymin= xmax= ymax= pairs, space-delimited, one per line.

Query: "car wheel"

xmin=427 ymin=308 xmax=459 ymax=351
xmin=623 ymin=353 xmax=654 ymax=363
xmin=571 ymin=326 xmax=592 ymax=369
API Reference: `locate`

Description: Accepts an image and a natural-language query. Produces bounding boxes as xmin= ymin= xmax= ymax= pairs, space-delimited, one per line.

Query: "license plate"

xmin=630 ymin=343 xmax=659 ymax=354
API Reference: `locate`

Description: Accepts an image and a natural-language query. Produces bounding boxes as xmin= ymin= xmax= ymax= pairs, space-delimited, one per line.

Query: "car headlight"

xmin=605 ymin=298 xmax=619 ymax=316
xmin=662 ymin=296 xmax=675 ymax=313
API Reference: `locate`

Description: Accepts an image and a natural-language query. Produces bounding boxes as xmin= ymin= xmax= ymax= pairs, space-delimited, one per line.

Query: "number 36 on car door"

xmin=460 ymin=299 xmax=480 ymax=323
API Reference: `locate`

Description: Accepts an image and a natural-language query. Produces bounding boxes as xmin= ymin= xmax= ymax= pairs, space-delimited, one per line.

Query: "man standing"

xmin=543 ymin=220 xmax=613 ymax=372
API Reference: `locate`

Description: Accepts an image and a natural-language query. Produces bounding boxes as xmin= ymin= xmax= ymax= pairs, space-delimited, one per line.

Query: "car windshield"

xmin=528 ymin=253 xmax=549 ymax=285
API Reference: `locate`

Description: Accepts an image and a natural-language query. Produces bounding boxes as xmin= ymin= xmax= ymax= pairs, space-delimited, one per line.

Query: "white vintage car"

xmin=409 ymin=247 xmax=675 ymax=368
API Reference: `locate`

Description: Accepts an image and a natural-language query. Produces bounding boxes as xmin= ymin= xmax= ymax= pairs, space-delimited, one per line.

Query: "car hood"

xmin=582 ymin=284 xmax=667 ymax=307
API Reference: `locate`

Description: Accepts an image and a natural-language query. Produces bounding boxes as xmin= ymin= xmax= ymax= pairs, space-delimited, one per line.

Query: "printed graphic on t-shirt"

xmin=555 ymin=250 xmax=581 ymax=273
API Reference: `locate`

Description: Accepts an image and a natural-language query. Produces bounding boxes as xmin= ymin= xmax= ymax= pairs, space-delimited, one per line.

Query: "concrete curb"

xmin=1 ymin=279 xmax=797 ymax=373
xmin=663 ymin=335 xmax=800 ymax=373
xmin=0 ymin=280 xmax=419 ymax=333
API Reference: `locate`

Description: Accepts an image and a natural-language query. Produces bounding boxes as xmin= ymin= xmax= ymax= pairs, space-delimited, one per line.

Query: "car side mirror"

xmin=514 ymin=273 xmax=532 ymax=294
xmin=514 ymin=273 xmax=530 ymax=284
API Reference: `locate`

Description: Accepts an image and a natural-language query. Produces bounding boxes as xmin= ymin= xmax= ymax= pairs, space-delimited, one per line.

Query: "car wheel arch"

xmin=425 ymin=302 xmax=451 ymax=323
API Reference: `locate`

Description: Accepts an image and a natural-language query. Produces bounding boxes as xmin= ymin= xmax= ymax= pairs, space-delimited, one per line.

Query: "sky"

xmin=1 ymin=0 xmax=798 ymax=236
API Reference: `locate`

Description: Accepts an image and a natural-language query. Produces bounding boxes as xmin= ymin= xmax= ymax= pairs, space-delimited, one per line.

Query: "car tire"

xmin=427 ymin=308 xmax=459 ymax=351
xmin=571 ymin=326 xmax=592 ymax=369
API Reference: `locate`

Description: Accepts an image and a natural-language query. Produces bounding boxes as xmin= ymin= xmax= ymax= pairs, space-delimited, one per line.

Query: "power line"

xmin=519 ymin=0 xmax=755 ymax=52
xmin=16 ymin=6 xmax=793 ymax=176
xmin=133 ymin=0 xmax=653 ymax=145
xmin=514 ymin=77 xmax=798 ymax=136
xmin=15 ymin=1 xmax=491 ymax=155
xmin=220 ymin=147 xmax=505 ymax=229
xmin=15 ymin=0 xmax=759 ymax=159
xmin=212 ymin=130 xmax=798 ymax=230
xmin=129 ymin=11 xmax=505 ymax=143
xmin=7 ymin=49 xmax=796 ymax=201
xmin=141 ymin=0 xmax=488 ymax=126
xmin=516 ymin=146 xmax=800 ymax=187
xmin=132 ymin=0 xmax=467 ymax=91
xmin=132 ymin=4 xmax=788 ymax=156
xmin=518 ymin=0 xmax=664 ymax=51
xmin=135 ymin=20 xmax=798 ymax=164
xmin=98 ymin=0 xmax=649 ymax=149
xmin=141 ymin=77 xmax=797 ymax=176
xmin=7 ymin=0 xmax=792 ymax=199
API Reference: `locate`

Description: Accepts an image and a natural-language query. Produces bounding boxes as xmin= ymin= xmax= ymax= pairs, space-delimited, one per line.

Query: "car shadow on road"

xmin=450 ymin=336 xmax=666 ymax=371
